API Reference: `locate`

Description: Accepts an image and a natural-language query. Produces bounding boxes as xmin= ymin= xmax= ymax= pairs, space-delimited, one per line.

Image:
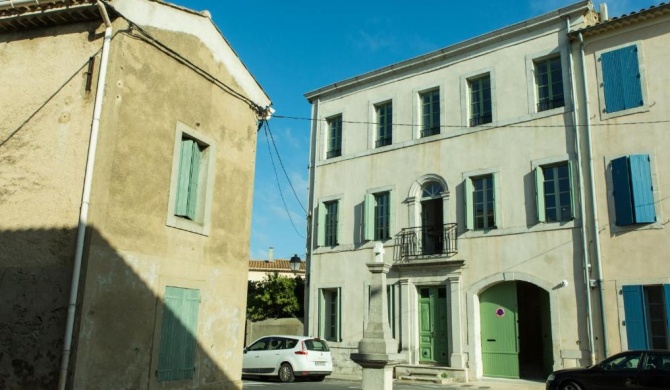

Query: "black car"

xmin=546 ymin=350 xmax=670 ymax=390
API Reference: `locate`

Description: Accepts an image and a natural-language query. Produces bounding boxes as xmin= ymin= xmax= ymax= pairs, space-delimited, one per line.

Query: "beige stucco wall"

xmin=0 ymin=2 xmax=266 ymax=389
xmin=573 ymin=13 xmax=670 ymax=355
xmin=0 ymin=20 xmax=102 ymax=389
xmin=307 ymin=10 xmax=592 ymax=380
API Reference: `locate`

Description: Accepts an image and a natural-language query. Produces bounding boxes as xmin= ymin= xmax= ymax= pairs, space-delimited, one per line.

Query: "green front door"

xmin=480 ymin=282 xmax=519 ymax=378
xmin=418 ymin=287 xmax=449 ymax=364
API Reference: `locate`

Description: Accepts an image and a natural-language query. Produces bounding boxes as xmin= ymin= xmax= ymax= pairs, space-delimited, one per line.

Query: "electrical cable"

xmin=263 ymin=122 xmax=305 ymax=239
xmin=263 ymin=120 xmax=307 ymax=214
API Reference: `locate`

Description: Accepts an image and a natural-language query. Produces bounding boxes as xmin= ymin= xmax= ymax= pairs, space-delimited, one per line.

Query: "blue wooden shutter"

xmin=602 ymin=49 xmax=625 ymax=113
xmin=622 ymin=285 xmax=649 ymax=350
xmin=612 ymin=156 xmax=634 ymax=226
xmin=157 ymin=287 xmax=201 ymax=382
xmin=602 ymin=46 xmax=643 ymax=113
xmin=388 ymin=191 xmax=395 ymax=239
xmin=620 ymin=45 xmax=643 ymax=110
xmin=629 ymin=154 xmax=655 ymax=223
xmin=175 ymin=140 xmax=194 ymax=216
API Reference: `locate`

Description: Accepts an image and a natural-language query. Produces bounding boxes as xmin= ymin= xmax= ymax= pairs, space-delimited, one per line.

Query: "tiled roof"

xmin=571 ymin=2 xmax=670 ymax=37
xmin=249 ymin=259 xmax=306 ymax=273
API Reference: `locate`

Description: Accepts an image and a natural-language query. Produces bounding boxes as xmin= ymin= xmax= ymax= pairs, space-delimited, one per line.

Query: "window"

xmin=611 ymin=154 xmax=656 ymax=226
xmin=319 ymin=288 xmax=341 ymax=342
xmin=535 ymin=162 xmax=573 ymax=222
xmin=420 ymin=89 xmax=440 ymax=137
xmin=469 ymin=75 xmax=492 ymax=126
xmin=622 ymin=285 xmax=670 ymax=350
xmin=375 ymin=102 xmax=393 ymax=147
xmin=167 ymin=123 xmax=215 ymax=235
xmin=364 ymin=191 xmax=393 ymax=241
xmin=326 ymin=115 xmax=342 ymax=158
xmin=473 ymin=176 xmax=494 ymax=229
xmin=157 ymin=287 xmax=200 ymax=382
xmin=535 ymin=57 xmax=564 ymax=111
xmin=465 ymin=175 xmax=496 ymax=230
xmin=318 ymin=200 xmax=339 ymax=247
xmin=600 ymin=45 xmax=644 ymax=114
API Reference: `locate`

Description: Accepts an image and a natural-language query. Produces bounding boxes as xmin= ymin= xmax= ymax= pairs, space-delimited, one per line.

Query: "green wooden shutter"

xmin=175 ymin=140 xmax=194 ymax=216
xmin=186 ymin=142 xmax=200 ymax=220
xmin=493 ymin=173 xmax=501 ymax=228
xmin=157 ymin=287 xmax=201 ymax=382
xmin=318 ymin=289 xmax=325 ymax=338
xmin=336 ymin=287 xmax=342 ymax=342
xmin=388 ymin=191 xmax=395 ymax=239
xmin=568 ymin=160 xmax=575 ymax=219
xmin=317 ymin=203 xmax=326 ymax=247
xmin=364 ymin=194 xmax=374 ymax=241
xmin=465 ymin=178 xmax=474 ymax=230
xmin=535 ymin=167 xmax=546 ymax=222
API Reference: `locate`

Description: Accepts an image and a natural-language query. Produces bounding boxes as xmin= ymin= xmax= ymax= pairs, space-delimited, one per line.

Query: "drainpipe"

xmin=577 ymin=32 xmax=609 ymax=359
xmin=567 ymin=17 xmax=596 ymax=366
xmin=57 ymin=2 xmax=112 ymax=389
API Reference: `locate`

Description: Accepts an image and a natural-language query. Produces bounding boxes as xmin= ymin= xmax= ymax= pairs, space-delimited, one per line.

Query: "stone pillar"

xmin=351 ymin=244 xmax=403 ymax=390
xmin=448 ymin=276 xmax=465 ymax=368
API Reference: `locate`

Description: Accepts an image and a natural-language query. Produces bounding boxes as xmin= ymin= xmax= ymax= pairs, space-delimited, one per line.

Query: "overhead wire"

xmin=262 ymin=120 xmax=306 ymax=239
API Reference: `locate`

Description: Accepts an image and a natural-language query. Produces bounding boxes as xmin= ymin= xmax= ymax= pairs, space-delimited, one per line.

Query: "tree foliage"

xmin=247 ymin=272 xmax=304 ymax=321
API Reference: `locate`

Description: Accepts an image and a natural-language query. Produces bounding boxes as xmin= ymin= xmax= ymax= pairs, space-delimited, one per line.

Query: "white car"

xmin=242 ymin=335 xmax=333 ymax=382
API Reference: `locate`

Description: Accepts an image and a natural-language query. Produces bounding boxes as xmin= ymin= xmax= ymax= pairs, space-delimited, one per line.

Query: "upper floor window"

xmin=469 ymin=75 xmax=492 ymax=126
xmin=611 ymin=154 xmax=656 ymax=226
xmin=364 ymin=191 xmax=393 ymax=241
xmin=420 ymin=89 xmax=440 ymax=137
xmin=471 ymin=175 xmax=496 ymax=230
xmin=600 ymin=44 xmax=644 ymax=114
xmin=536 ymin=162 xmax=573 ymax=223
xmin=167 ymin=122 xmax=215 ymax=235
xmin=318 ymin=200 xmax=339 ymax=247
xmin=326 ymin=115 xmax=342 ymax=159
xmin=375 ymin=101 xmax=393 ymax=148
xmin=535 ymin=56 xmax=564 ymax=111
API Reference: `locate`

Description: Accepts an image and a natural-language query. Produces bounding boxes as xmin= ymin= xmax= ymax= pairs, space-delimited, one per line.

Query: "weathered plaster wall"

xmin=69 ymin=16 xmax=258 ymax=390
xmin=0 ymin=20 xmax=102 ymax=389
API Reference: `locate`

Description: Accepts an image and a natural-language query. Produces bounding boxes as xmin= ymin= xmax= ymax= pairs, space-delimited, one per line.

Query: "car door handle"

xmin=487 ymin=339 xmax=496 ymax=342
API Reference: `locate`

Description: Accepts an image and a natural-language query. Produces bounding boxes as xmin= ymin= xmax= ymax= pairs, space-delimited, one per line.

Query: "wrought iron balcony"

xmin=396 ymin=223 xmax=458 ymax=259
xmin=469 ymin=113 xmax=492 ymax=127
xmin=537 ymin=97 xmax=565 ymax=112
xmin=420 ymin=126 xmax=440 ymax=138
xmin=375 ymin=137 xmax=392 ymax=148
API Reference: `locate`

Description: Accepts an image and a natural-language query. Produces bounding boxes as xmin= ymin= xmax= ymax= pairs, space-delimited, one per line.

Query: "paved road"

xmin=243 ymin=377 xmax=546 ymax=390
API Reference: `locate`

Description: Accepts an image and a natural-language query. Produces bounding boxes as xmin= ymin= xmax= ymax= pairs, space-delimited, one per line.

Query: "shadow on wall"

xmin=0 ymin=227 xmax=238 ymax=389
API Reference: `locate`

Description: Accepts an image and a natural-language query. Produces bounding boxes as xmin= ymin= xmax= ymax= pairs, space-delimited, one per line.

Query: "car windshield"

xmin=600 ymin=352 xmax=642 ymax=370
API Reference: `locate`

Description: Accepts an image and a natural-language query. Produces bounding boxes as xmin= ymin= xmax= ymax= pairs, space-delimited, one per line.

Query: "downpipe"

xmin=57 ymin=2 xmax=112 ymax=389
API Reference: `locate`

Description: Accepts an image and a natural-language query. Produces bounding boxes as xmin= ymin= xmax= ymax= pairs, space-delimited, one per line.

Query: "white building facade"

xmin=305 ymin=1 xmax=605 ymax=381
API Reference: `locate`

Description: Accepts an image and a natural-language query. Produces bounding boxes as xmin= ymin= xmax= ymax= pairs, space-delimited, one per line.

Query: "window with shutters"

xmin=326 ymin=115 xmax=342 ymax=159
xmin=622 ymin=285 xmax=670 ymax=350
xmin=318 ymin=199 xmax=339 ymax=247
xmin=597 ymin=43 xmax=648 ymax=119
xmin=364 ymin=190 xmax=393 ymax=241
xmin=157 ymin=286 xmax=201 ymax=382
xmin=319 ymin=288 xmax=341 ymax=342
xmin=464 ymin=170 xmax=501 ymax=231
xmin=167 ymin=122 xmax=215 ymax=235
xmin=611 ymin=154 xmax=656 ymax=226
xmin=375 ymin=101 xmax=393 ymax=148
xmin=419 ymin=89 xmax=440 ymax=137
xmin=535 ymin=161 xmax=574 ymax=223
xmin=469 ymin=75 xmax=492 ymax=127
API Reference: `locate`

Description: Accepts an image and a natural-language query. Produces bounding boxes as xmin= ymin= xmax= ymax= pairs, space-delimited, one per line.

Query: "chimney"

xmin=267 ymin=247 xmax=274 ymax=263
xmin=599 ymin=3 xmax=609 ymax=22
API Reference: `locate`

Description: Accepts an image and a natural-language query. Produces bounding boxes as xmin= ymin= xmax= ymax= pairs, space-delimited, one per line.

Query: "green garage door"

xmin=480 ymin=282 xmax=519 ymax=378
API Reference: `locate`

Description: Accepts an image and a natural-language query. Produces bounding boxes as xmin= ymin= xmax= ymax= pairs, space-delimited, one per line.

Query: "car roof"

xmin=253 ymin=335 xmax=322 ymax=341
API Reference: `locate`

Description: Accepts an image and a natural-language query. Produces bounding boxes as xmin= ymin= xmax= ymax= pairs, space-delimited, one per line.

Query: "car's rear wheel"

xmin=560 ymin=381 xmax=583 ymax=390
xmin=311 ymin=375 xmax=326 ymax=382
xmin=278 ymin=363 xmax=295 ymax=383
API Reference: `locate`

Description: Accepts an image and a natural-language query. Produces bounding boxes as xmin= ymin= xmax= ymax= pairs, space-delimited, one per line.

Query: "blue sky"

xmin=169 ymin=0 xmax=655 ymax=260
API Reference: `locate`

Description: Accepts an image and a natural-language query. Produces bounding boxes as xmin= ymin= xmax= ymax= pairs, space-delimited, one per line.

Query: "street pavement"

xmin=243 ymin=376 xmax=546 ymax=389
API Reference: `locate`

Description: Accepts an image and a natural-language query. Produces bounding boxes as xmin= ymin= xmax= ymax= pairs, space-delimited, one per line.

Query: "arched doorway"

xmin=479 ymin=281 xmax=552 ymax=379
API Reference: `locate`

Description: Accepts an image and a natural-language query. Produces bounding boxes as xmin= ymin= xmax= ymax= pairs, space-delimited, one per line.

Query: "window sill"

xmin=166 ymin=215 xmax=210 ymax=236
xmin=600 ymin=104 xmax=649 ymax=121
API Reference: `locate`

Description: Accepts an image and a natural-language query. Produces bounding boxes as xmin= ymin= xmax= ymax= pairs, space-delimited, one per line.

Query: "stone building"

xmin=0 ymin=0 xmax=270 ymax=389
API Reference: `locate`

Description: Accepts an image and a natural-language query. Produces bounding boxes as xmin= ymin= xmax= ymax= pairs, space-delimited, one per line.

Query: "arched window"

xmin=422 ymin=182 xmax=444 ymax=200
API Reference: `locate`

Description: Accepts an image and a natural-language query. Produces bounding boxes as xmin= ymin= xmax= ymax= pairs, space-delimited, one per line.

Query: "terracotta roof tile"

xmin=249 ymin=259 xmax=306 ymax=273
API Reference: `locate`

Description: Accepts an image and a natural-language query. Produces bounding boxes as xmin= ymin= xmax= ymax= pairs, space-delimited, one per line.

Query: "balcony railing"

xmin=537 ymin=97 xmax=565 ymax=112
xmin=420 ymin=126 xmax=440 ymax=138
xmin=326 ymin=148 xmax=342 ymax=159
xmin=375 ymin=137 xmax=392 ymax=148
xmin=396 ymin=223 xmax=458 ymax=259
xmin=469 ymin=113 xmax=492 ymax=127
